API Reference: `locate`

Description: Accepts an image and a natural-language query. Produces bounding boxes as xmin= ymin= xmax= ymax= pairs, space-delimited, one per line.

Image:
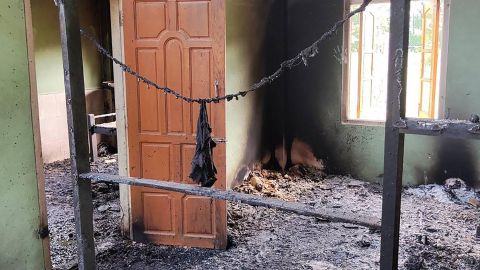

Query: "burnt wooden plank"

xmin=397 ymin=118 xmax=480 ymax=140
xmin=80 ymin=172 xmax=381 ymax=230
xmin=380 ymin=1 xmax=411 ymax=269
xmin=58 ymin=0 xmax=96 ymax=268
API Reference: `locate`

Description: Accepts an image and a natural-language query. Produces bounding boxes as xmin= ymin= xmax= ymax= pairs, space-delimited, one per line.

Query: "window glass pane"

xmin=363 ymin=12 xmax=375 ymax=51
xmin=409 ymin=3 xmax=423 ymax=50
xmin=359 ymin=2 xmax=389 ymax=121
xmin=423 ymin=8 xmax=434 ymax=50
xmin=350 ymin=10 xmax=361 ymax=53
xmin=348 ymin=52 xmax=359 ymax=120
xmin=363 ymin=54 xmax=373 ymax=78
xmin=348 ymin=11 xmax=361 ymax=120
xmin=423 ymin=52 xmax=432 ymax=79
xmin=421 ymin=81 xmax=432 ymax=112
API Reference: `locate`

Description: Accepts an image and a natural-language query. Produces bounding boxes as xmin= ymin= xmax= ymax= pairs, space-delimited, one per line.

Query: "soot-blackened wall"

xmin=285 ymin=0 xmax=480 ymax=187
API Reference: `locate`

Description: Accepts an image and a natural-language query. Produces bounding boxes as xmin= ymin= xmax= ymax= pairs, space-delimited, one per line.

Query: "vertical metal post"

xmin=58 ymin=0 xmax=96 ymax=269
xmin=380 ymin=1 xmax=410 ymax=269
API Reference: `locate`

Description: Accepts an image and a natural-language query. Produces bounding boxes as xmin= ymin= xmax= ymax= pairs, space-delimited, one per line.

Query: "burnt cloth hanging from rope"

xmin=190 ymin=101 xmax=217 ymax=187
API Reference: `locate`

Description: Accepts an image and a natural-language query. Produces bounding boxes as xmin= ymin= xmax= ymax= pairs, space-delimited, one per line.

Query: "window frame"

xmin=341 ymin=0 xmax=451 ymax=126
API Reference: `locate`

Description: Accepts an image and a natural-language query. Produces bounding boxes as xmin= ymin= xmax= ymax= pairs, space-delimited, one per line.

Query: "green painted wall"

xmin=286 ymin=0 xmax=480 ymax=187
xmin=0 ymin=1 xmax=47 ymax=269
xmin=437 ymin=0 xmax=480 ymax=187
xmin=31 ymin=0 xmax=102 ymax=94
xmin=444 ymin=1 xmax=480 ymax=119
xmin=226 ymin=0 xmax=286 ymax=186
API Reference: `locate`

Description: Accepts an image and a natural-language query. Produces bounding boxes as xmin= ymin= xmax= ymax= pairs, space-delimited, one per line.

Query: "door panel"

xmin=123 ymin=0 xmax=226 ymax=249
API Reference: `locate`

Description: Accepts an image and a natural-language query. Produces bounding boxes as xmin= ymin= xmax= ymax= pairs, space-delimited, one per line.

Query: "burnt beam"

xmin=380 ymin=0 xmax=410 ymax=269
xmin=80 ymin=173 xmax=381 ymax=230
xmin=58 ymin=0 xmax=96 ymax=269
xmin=396 ymin=118 xmax=480 ymax=140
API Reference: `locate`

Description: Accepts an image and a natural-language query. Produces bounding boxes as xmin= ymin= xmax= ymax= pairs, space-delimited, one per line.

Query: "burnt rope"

xmin=80 ymin=0 xmax=372 ymax=104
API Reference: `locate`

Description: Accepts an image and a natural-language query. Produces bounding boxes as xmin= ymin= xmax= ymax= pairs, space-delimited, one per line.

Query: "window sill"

xmin=341 ymin=119 xmax=385 ymax=127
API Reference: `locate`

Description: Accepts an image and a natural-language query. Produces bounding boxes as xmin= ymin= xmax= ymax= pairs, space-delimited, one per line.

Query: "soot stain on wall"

xmin=234 ymin=0 xmax=480 ymax=187
xmin=228 ymin=0 xmax=287 ymax=186
xmin=430 ymin=138 xmax=477 ymax=187
xmin=240 ymin=0 xmax=287 ymax=168
xmin=285 ymin=0 xmax=355 ymax=175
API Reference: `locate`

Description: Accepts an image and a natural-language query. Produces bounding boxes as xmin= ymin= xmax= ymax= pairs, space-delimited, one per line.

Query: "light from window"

xmin=344 ymin=0 xmax=444 ymax=122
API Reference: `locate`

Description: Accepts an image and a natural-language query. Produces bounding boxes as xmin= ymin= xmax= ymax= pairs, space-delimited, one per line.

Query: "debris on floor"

xmin=45 ymin=155 xmax=121 ymax=269
xmin=45 ymin=156 xmax=480 ymax=270
xmin=233 ymin=164 xmax=326 ymax=201
xmin=404 ymin=178 xmax=480 ymax=206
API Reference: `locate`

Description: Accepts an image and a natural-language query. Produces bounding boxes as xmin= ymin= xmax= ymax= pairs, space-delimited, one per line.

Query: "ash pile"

xmin=405 ymin=178 xmax=480 ymax=207
xmin=233 ymin=163 xmax=326 ymax=201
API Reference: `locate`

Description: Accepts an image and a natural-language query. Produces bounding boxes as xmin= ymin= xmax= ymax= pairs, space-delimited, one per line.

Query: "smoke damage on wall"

xmin=229 ymin=0 xmax=480 ymax=189
xmin=431 ymin=138 xmax=478 ymax=187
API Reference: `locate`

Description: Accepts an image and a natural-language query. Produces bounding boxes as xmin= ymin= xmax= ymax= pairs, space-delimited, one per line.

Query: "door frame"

xmin=109 ymin=0 xmax=132 ymax=237
xmin=25 ymin=0 xmax=52 ymax=267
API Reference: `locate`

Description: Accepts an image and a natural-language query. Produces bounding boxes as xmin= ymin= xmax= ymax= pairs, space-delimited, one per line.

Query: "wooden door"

xmin=123 ymin=0 xmax=227 ymax=249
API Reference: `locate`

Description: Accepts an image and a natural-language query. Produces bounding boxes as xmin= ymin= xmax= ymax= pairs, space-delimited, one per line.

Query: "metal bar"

xmin=380 ymin=1 xmax=410 ymax=269
xmin=396 ymin=118 xmax=480 ymax=140
xmin=58 ymin=0 xmax=96 ymax=269
xmin=80 ymin=173 xmax=381 ymax=230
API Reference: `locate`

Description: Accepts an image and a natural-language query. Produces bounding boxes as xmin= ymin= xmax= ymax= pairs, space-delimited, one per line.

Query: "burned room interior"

xmin=1 ymin=0 xmax=480 ymax=269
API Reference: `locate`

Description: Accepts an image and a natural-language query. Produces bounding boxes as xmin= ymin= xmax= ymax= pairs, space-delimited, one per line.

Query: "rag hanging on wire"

xmin=190 ymin=102 xmax=217 ymax=187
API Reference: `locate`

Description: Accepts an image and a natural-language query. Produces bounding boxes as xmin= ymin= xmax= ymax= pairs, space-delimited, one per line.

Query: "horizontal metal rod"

xmin=396 ymin=118 xmax=480 ymax=140
xmin=80 ymin=172 xmax=381 ymax=230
